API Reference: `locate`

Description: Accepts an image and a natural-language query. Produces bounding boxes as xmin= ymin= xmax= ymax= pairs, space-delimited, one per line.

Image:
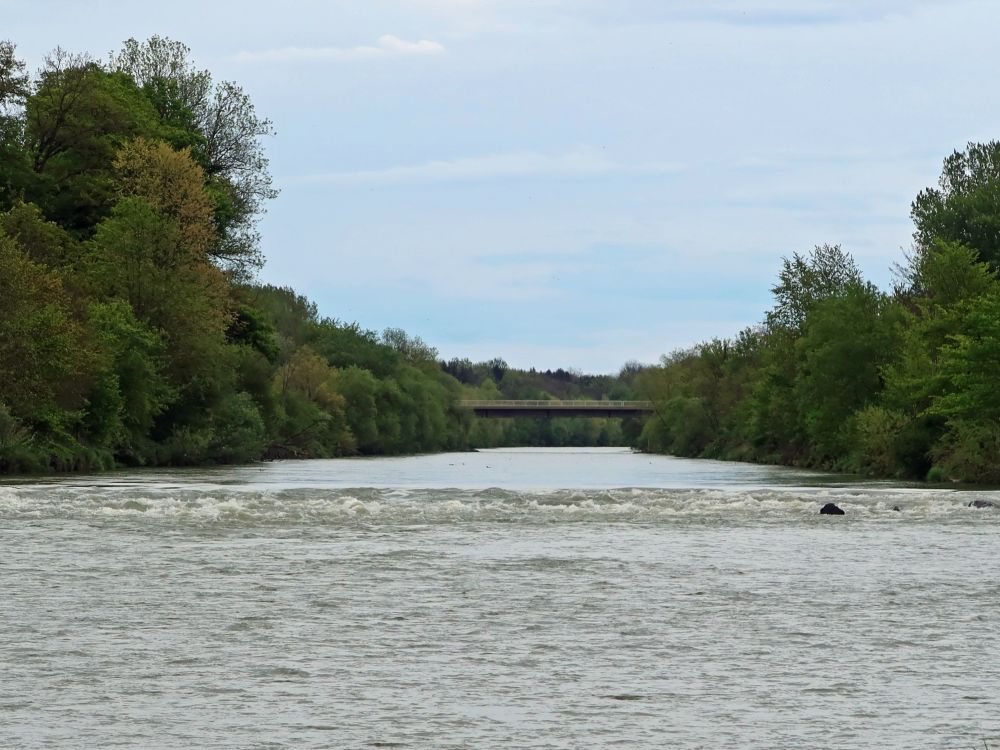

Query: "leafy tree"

xmin=930 ymin=288 xmax=1000 ymax=423
xmin=83 ymin=300 xmax=174 ymax=458
xmin=245 ymin=284 xmax=319 ymax=355
xmin=338 ymin=366 xmax=381 ymax=452
xmin=766 ymin=244 xmax=864 ymax=331
xmin=911 ymin=141 xmax=1000 ymax=271
xmin=114 ymin=137 xmax=216 ymax=258
xmin=312 ymin=321 xmax=399 ymax=377
xmin=0 ymin=201 xmax=79 ymax=268
xmin=88 ymin=198 xmax=230 ymax=395
xmin=23 ymin=50 xmax=163 ymax=232
xmin=226 ymin=302 xmax=279 ymax=363
xmin=487 ymin=357 xmax=508 ymax=384
xmin=0 ymin=402 xmax=38 ymax=472
xmin=0 ymin=234 xmax=92 ymax=431
xmin=382 ymin=327 xmax=438 ymax=368
xmin=0 ymin=41 xmax=29 ymax=209
xmin=110 ymin=36 xmax=276 ymax=275
xmin=878 ymin=240 xmax=994 ymax=477
xmin=271 ymin=346 xmax=351 ymax=457
xmin=794 ymin=284 xmax=903 ymax=463
xmin=0 ymin=40 xmax=28 ymax=110
xmin=204 ymin=391 xmax=267 ymax=464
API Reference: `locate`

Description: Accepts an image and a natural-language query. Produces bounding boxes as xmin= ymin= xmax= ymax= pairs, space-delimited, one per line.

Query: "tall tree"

xmin=0 ymin=41 xmax=29 ymax=211
xmin=766 ymin=244 xmax=865 ymax=331
xmin=23 ymin=50 xmax=162 ymax=231
xmin=110 ymin=37 xmax=276 ymax=275
xmin=0 ymin=234 xmax=92 ymax=430
xmin=910 ymin=141 xmax=1000 ymax=272
xmin=0 ymin=40 xmax=28 ymax=110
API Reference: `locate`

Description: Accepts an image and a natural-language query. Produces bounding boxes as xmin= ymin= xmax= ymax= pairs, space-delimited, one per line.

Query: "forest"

xmin=3 ymin=36 xmax=1000 ymax=483
xmin=0 ymin=36 xmax=636 ymax=472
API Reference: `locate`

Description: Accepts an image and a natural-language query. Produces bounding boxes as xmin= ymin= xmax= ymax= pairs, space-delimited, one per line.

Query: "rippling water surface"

xmin=2 ymin=448 xmax=998 ymax=749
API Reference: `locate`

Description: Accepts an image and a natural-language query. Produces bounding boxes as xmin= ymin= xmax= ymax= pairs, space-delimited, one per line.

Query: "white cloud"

xmin=233 ymin=35 xmax=445 ymax=63
xmin=290 ymin=149 xmax=683 ymax=185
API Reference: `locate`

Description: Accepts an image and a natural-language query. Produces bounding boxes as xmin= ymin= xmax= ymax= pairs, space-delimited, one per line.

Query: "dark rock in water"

xmin=820 ymin=503 xmax=845 ymax=515
xmin=892 ymin=505 xmax=901 ymax=512
xmin=968 ymin=500 xmax=996 ymax=509
xmin=602 ymin=694 xmax=645 ymax=701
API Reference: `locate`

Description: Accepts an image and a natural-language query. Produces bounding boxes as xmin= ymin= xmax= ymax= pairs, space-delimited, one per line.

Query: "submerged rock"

xmin=892 ymin=505 xmax=902 ymax=512
xmin=820 ymin=502 xmax=845 ymax=515
xmin=968 ymin=500 xmax=996 ymax=509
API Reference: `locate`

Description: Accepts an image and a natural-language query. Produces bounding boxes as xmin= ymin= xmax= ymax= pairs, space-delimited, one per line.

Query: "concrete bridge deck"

xmin=459 ymin=399 xmax=654 ymax=418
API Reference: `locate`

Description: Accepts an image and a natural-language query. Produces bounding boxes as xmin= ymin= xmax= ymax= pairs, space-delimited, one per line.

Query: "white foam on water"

xmin=1 ymin=483 xmax=997 ymax=527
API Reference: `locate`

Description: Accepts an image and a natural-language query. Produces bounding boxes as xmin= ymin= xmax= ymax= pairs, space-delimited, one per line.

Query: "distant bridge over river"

xmin=459 ymin=400 xmax=655 ymax=419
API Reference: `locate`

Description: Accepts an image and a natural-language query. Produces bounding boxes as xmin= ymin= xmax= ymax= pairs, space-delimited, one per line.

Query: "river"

xmin=1 ymin=447 xmax=998 ymax=749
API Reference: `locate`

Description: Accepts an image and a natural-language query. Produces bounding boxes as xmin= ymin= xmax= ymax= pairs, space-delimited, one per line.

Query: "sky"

xmin=5 ymin=0 xmax=1000 ymax=373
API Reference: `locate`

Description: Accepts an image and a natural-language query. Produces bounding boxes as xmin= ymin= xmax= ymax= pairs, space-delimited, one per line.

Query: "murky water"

xmin=2 ymin=448 xmax=998 ymax=748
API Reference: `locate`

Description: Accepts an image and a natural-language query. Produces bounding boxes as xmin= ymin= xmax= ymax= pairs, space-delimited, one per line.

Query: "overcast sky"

xmin=5 ymin=0 xmax=999 ymax=372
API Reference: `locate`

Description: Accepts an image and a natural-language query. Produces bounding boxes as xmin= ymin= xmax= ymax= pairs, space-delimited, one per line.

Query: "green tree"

xmin=0 ymin=40 xmax=29 ymax=210
xmin=911 ymin=141 xmax=1000 ymax=272
xmin=110 ymin=36 xmax=276 ymax=275
xmin=879 ymin=241 xmax=995 ymax=477
xmin=0 ymin=234 xmax=92 ymax=432
xmin=766 ymin=244 xmax=865 ymax=331
xmin=271 ymin=346 xmax=352 ymax=457
xmin=794 ymin=284 xmax=903 ymax=464
xmin=0 ymin=201 xmax=79 ymax=268
xmin=83 ymin=300 xmax=173 ymax=460
xmin=23 ymin=50 xmax=163 ymax=232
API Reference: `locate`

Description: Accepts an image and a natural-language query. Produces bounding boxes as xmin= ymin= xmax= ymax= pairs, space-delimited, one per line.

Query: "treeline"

xmin=0 ymin=37 xmax=638 ymax=473
xmin=635 ymin=141 xmax=1000 ymax=484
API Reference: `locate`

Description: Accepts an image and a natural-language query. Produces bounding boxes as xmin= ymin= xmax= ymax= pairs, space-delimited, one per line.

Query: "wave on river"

xmin=1 ymin=484 xmax=997 ymax=527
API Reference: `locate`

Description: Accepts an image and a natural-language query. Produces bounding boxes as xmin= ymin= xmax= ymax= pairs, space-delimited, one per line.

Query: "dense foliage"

xmin=0 ymin=37 xmax=636 ymax=472
xmin=635 ymin=141 xmax=1000 ymax=483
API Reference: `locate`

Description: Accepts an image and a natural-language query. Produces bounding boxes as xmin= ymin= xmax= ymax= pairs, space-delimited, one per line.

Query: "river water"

xmin=2 ymin=447 xmax=998 ymax=749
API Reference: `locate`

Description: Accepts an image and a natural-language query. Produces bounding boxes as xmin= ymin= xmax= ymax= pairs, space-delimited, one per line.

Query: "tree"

xmin=87 ymin=197 xmax=230 ymax=390
xmin=0 ymin=201 xmax=79 ymax=268
xmin=114 ymin=137 xmax=216 ymax=257
xmin=0 ymin=234 xmax=92 ymax=430
xmin=875 ymin=240 xmax=995 ymax=477
xmin=487 ymin=357 xmax=508 ymax=384
xmin=0 ymin=40 xmax=28 ymax=111
xmin=930 ymin=288 xmax=1000 ymax=423
xmin=794 ymin=284 xmax=903 ymax=463
xmin=0 ymin=41 xmax=29 ymax=212
xmin=110 ymin=36 xmax=276 ymax=275
xmin=83 ymin=300 xmax=174 ymax=456
xmin=338 ymin=366 xmax=381 ymax=452
xmin=23 ymin=50 xmax=163 ymax=231
xmin=382 ymin=327 xmax=438 ymax=367
xmin=766 ymin=244 xmax=864 ymax=331
xmin=911 ymin=141 xmax=1000 ymax=272
xmin=271 ymin=346 xmax=351 ymax=457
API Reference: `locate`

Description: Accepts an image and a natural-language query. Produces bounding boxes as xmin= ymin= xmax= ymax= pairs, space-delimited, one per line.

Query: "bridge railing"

xmin=458 ymin=399 xmax=654 ymax=409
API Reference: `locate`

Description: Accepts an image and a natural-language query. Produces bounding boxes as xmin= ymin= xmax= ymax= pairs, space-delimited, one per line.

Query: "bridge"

xmin=459 ymin=399 xmax=654 ymax=418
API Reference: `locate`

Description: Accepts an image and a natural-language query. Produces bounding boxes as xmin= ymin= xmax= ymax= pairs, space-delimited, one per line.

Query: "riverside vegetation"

xmin=0 ymin=38 xmax=636 ymax=472
xmin=2 ymin=38 xmax=1000 ymax=482
xmin=633 ymin=152 xmax=1000 ymax=484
